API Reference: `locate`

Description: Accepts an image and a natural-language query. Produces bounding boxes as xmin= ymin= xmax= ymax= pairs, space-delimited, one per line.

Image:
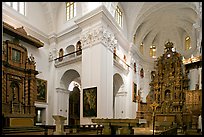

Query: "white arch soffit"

xmin=60 ymin=69 xmax=81 ymax=90
xmin=131 ymin=2 xmax=197 ymax=37
xmin=113 ymin=73 xmax=124 ymax=95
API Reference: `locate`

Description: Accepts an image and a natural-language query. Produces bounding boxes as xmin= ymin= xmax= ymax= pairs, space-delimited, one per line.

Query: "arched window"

xmin=185 ymin=36 xmax=191 ymax=50
xmin=165 ymin=90 xmax=171 ymax=100
xmin=66 ymin=45 xmax=75 ymax=58
xmin=66 ymin=2 xmax=76 ymax=21
xmin=150 ymin=45 xmax=156 ymax=58
xmin=115 ymin=6 xmax=122 ymax=27
xmin=4 ymin=2 xmax=25 ymax=15
xmin=59 ymin=48 xmax=64 ymax=62
xmin=140 ymin=42 xmax=144 ymax=54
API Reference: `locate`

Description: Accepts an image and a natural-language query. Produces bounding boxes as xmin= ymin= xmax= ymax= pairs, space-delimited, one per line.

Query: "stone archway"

xmin=113 ymin=73 xmax=124 ymax=118
xmin=60 ymin=69 xmax=81 ymax=125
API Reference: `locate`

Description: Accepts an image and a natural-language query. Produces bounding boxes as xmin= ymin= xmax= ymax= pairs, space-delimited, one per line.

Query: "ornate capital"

xmin=80 ymin=26 xmax=117 ymax=52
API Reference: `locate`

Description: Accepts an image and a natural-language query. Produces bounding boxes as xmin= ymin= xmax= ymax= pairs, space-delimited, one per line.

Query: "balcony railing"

xmin=54 ymin=49 xmax=82 ymax=63
xmin=54 ymin=50 xmax=82 ymax=68
xmin=113 ymin=53 xmax=130 ymax=72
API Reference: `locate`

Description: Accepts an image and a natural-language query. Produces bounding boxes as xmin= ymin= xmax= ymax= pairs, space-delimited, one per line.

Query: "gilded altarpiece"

xmin=145 ymin=41 xmax=198 ymax=128
xmin=2 ymin=40 xmax=38 ymax=127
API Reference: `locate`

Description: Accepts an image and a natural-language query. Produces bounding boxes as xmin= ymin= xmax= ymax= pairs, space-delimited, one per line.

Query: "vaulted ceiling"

xmin=39 ymin=2 xmax=201 ymax=58
xmin=120 ymin=2 xmax=201 ymax=58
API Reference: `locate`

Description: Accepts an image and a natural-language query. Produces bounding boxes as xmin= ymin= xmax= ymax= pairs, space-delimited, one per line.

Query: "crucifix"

xmin=150 ymin=101 xmax=159 ymax=135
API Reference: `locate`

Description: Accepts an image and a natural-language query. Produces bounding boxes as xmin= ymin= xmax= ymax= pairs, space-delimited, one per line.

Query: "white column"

xmin=80 ymin=25 xmax=116 ymax=124
xmin=56 ymin=88 xmax=70 ymax=123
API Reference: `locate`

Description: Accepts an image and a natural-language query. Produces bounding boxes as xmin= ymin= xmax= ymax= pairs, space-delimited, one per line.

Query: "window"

xmin=185 ymin=36 xmax=191 ymax=50
xmin=115 ymin=6 xmax=122 ymax=27
xmin=140 ymin=42 xmax=144 ymax=54
xmin=150 ymin=45 xmax=156 ymax=58
xmin=12 ymin=49 xmax=21 ymax=63
xmin=66 ymin=2 xmax=76 ymax=21
xmin=5 ymin=2 xmax=25 ymax=15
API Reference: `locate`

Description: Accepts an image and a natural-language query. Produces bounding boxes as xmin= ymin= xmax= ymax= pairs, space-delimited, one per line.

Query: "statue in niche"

xmin=165 ymin=90 xmax=171 ymax=100
xmin=151 ymin=71 xmax=156 ymax=80
xmin=76 ymin=41 xmax=82 ymax=56
xmin=113 ymin=47 xmax=117 ymax=60
xmin=10 ymin=82 xmax=19 ymax=103
xmin=58 ymin=48 xmax=63 ymax=62
xmin=123 ymin=55 xmax=126 ymax=62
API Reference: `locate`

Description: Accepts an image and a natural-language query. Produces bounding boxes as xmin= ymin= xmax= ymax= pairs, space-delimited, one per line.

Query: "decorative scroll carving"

xmin=29 ymin=54 xmax=36 ymax=65
xmin=80 ymin=26 xmax=117 ymax=51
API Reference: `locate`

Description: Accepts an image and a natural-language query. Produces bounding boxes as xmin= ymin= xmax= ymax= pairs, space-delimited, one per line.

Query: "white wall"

xmin=3 ymin=2 xmax=201 ymax=126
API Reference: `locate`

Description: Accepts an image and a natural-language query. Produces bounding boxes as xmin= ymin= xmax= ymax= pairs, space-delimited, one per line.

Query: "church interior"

xmin=2 ymin=2 xmax=202 ymax=135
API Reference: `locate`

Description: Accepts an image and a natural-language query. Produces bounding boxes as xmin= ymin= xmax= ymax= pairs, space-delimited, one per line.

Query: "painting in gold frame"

xmin=83 ymin=87 xmax=97 ymax=117
xmin=36 ymin=78 xmax=47 ymax=102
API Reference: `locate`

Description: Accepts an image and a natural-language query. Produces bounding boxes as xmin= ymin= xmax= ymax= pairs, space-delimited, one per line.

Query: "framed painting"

xmin=132 ymin=82 xmax=137 ymax=102
xmin=83 ymin=87 xmax=97 ymax=117
xmin=36 ymin=78 xmax=47 ymax=102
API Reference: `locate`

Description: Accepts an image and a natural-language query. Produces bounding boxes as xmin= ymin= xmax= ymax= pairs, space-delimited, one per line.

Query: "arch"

xmin=10 ymin=81 xmax=20 ymax=103
xmin=60 ymin=69 xmax=81 ymax=125
xmin=66 ymin=45 xmax=75 ymax=58
xmin=164 ymin=89 xmax=171 ymax=100
xmin=113 ymin=73 xmax=124 ymax=96
xmin=60 ymin=69 xmax=81 ymax=93
xmin=113 ymin=73 xmax=124 ymax=118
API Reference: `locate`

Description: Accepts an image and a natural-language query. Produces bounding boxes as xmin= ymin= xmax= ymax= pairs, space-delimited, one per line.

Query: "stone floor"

xmin=4 ymin=127 xmax=201 ymax=135
xmin=66 ymin=128 xmax=202 ymax=135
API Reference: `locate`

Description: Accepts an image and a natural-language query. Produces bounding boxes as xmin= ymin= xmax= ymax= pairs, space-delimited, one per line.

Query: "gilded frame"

xmin=36 ymin=78 xmax=47 ymax=102
xmin=83 ymin=87 xmax=97 ymax=117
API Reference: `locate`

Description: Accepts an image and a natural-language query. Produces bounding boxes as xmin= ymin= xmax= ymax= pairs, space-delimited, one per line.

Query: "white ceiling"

xmin=121 ymin=2 xmax=200 ymax=51
xmin=40 ymin=2 xmax=201 ymax=58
